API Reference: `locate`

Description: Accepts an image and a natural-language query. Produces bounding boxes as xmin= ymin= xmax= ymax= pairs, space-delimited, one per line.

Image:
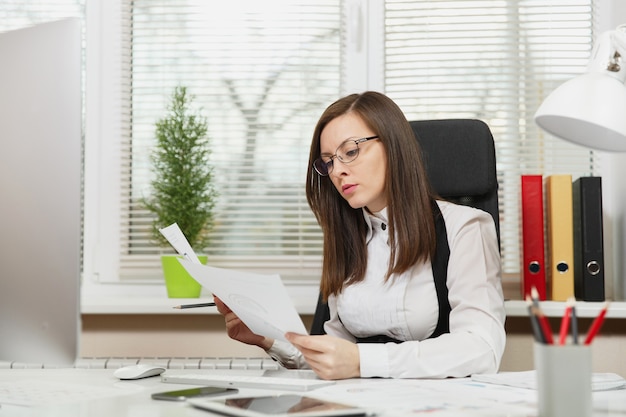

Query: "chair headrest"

xmin=410 ymin=119 xmax=497 ymax=198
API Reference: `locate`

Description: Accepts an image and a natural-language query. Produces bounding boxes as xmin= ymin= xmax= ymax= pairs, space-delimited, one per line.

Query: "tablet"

xmin=188 ymin=394 xmax=367 ymax=417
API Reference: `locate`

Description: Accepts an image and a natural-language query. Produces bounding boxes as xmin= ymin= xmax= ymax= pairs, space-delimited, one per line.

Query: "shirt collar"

xmin=363 ymin=207 xmax=389 ymax=243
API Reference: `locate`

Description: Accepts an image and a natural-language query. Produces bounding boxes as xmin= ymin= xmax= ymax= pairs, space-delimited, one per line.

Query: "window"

xmin=9 ymin=1 xmax=597 ymax=294
xmin=0 ymin=2 xmax=83 ymax=30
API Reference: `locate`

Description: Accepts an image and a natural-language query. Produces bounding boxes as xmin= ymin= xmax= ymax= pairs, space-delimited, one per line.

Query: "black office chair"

xmin=310 ymin=119 xmax=500 ymax=335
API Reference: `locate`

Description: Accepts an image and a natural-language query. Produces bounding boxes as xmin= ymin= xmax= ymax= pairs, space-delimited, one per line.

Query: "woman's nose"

xmin=330 ymin=159 xmax=349 ymax=177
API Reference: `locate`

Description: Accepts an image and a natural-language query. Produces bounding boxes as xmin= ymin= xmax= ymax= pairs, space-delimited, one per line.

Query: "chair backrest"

xmin=409 ymin=119 xmax=500 ymax=240
xmin=309 ymin=119 xmax=500 ymax=335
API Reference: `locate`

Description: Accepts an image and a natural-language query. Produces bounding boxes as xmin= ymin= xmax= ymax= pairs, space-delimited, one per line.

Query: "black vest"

xmin=355 ymin=202 xmax=451 ymax=343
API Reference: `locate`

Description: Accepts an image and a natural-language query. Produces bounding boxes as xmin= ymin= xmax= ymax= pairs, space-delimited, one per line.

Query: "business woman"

xmin=215 ymin=91 xmax=506 ymax=380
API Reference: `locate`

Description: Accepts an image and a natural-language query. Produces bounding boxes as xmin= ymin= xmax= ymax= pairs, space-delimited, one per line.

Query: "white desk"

xmin=1 ymin=368 xmax=625 ymax=417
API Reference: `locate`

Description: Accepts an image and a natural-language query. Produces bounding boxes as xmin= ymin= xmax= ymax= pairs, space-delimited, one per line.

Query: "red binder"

xmin=520 ymin=175 xmax=547 ymax=300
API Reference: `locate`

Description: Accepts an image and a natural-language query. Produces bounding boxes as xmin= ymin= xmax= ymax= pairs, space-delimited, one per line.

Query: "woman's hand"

xmin=214 ymin=296 xmax=273 ymax=350
xmin=285 ymin=333 xmax=360 ymax=380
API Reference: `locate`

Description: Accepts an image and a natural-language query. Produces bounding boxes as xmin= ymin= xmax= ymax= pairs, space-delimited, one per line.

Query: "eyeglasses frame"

xmin=313 ymin=135 xmax=379 ymax=176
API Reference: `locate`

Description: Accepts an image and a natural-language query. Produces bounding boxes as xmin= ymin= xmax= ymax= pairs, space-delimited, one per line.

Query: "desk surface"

xmin=1 ymin=369 xmax=625 ymax=417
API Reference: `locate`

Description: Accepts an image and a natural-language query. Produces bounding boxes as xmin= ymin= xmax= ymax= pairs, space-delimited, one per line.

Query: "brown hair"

xmin=306 ymin=91 xmax=437 ymax=300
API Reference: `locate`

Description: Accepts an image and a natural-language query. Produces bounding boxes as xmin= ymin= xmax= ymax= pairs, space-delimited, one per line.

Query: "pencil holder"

xmin=534 ymin=343 xmax=592 ymax=417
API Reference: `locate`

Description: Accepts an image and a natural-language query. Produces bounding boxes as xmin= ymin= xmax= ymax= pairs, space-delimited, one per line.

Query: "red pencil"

xmin=584 ymin=302 xmax=610 ymax=345
xmin=558 ymin=298 xmax=574 ymax=345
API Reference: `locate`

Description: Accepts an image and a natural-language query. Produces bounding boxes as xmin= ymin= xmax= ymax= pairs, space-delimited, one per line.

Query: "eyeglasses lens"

xmin=314 ymin=158 xmax=332 ymax=176
xmin=337 ymin=142 xmax=359 ymax=163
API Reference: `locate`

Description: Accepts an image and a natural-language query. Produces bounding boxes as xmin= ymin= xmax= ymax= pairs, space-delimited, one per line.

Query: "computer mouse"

xmin=113 ymin=364 xmax=166 ymax=380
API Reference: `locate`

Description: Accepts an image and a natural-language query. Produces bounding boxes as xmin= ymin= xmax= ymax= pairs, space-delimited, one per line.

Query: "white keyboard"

xmin=0 ymin=380 xmax=127 ymax=407
xmin=1 ymin=357 xmax=281 ymax=370
xmin=162 ymin=372 xmax=335 ymax=392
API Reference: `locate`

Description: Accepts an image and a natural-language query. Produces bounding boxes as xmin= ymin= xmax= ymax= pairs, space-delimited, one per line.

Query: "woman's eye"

xmin=344 ymin=148 xmax=358 ymax=158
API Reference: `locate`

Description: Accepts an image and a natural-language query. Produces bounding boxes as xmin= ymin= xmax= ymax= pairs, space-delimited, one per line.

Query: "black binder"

xmin=572 ymin=177 xmax=605 ymax=301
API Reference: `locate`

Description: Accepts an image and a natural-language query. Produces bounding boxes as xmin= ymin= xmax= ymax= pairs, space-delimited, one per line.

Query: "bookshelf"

xmin=82 ymin=291 xmax=626 ymax=318
xmin=505 ymin=300 xmax=626 ymax=318
xmin=502 ymin=279 xmax=624 ymax=318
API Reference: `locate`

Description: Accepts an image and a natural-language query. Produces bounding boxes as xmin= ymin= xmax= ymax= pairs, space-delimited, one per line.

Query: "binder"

xmin=520 ymin=175 xmax=547 ymax=300
xmin=573 ymin=177 xmax=605 ymax=301
xmin=545 ymin=175 xmax=575 ymax=301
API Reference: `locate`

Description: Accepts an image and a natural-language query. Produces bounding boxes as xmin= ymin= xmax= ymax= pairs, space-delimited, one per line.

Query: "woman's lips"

xmin=342 ymin=184 xmax=357 ymax=194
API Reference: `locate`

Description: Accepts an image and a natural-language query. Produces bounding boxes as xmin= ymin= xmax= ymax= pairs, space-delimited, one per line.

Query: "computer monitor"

xmin=0 ymin=19 xmax=82 ymax=366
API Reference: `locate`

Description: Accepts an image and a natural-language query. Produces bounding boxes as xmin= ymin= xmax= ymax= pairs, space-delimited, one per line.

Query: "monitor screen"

xmin=0 ymin=18 xmax=82 ymax=366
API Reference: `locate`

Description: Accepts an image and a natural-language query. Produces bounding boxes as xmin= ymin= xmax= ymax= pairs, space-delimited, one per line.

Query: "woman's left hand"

xmin=285 ymin=333 xmax=360 ymax=380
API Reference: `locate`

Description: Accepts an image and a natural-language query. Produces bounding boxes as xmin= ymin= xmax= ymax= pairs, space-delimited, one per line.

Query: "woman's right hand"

xmin=214 ymin=296 xmax=274 ymax=350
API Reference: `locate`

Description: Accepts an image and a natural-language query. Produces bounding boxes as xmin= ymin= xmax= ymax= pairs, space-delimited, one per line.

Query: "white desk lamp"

xmin=535 ymin=24 xmax=626 ymax=301
xmin=534 ymin=24 xmax=626 ymax=152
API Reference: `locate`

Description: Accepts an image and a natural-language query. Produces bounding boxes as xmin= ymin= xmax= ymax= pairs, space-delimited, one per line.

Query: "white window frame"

xmin=83 ymin=0 xmax=125 ymax=288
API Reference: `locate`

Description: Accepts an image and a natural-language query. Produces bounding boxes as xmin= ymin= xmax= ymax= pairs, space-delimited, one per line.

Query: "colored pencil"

xmin=526 ymin=295 xmax=551 ymax=344
xmin=172 ymin=302 xmax=216 ymax=309
xmin=571 ymin=303 xmax=579 ymax=344
xmin=558 ymin=298 xmax=574 ymax=345
xmin=529 ymin=288 xmax=553 ymax=344
xmin=584 ymin=302 xmax=610 ymax=345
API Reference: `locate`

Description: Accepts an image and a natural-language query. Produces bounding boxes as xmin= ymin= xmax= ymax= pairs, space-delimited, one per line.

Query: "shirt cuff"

xmin=358 ymin=343 xmax=390 ymax=378
xmin=266 ymin=339 xmax=306 ymax=369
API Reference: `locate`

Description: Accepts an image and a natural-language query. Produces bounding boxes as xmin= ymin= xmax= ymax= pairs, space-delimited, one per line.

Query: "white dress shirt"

xmin=267 ymin=200 xmax=506 ymax=379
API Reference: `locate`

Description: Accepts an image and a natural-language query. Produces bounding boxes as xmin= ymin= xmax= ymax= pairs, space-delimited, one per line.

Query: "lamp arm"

xmin=611 ymin=24 xmax=626 ymax=54
xmin=608 ymin=25 xmax=626 ymax=72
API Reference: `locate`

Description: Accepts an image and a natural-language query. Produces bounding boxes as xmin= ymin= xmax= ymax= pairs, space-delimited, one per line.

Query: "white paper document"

xmin=471 ymin=370 xmax=626 ymax=391
xmin=178 ymin=259 xmax=309 ymax=342
xmin=158 ymin=223 xmax=202 ymax=264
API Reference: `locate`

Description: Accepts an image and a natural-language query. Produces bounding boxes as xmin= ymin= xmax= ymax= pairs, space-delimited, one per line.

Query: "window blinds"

xmin=383 ymin=0 xmax=599 ymax=277
xmin=119 ymin=0 xmax=341 ymax=282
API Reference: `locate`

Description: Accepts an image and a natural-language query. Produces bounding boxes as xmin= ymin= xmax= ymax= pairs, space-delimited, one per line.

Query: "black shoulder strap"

xmin=355 ymin=201 xmax=451 ymax=344
xmin=429 ymin=201 xmax=451 ymax=338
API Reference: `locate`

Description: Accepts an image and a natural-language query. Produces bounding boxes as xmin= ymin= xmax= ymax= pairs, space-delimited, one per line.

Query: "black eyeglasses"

xmin=313 ymin=136 xmax=379 ymax=176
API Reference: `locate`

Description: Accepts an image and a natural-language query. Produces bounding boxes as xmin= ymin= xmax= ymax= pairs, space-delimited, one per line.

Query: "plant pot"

xmin=161 ymin=255 xmax=207 ymax=298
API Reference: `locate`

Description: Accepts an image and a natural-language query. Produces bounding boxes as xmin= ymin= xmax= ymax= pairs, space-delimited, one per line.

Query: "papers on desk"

xmin=471 ymin=370 xmax=626 ymax=391
xmin=307 ymin=373 xmax=626 ymax=416
xmin=0 ymin=380 xmax=139 ymax=407
xmin=312 ymin=378 xmax=537 ymax=416
xmin=179 ymin=260 xmax=308 ymax=342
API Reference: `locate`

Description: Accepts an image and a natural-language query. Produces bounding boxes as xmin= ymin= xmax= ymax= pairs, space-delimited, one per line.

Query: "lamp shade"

xmin=535 ymin=26 xmax=626 ymax=152
xmin=534 ymin=72 xmax=626 ymax=152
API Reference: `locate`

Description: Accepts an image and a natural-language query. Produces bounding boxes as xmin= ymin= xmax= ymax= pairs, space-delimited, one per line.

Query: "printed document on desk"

xmin=178 ymin=259 xmax=308 ymax=342
xmin=471 ymin=370 xmax=626 ymax=391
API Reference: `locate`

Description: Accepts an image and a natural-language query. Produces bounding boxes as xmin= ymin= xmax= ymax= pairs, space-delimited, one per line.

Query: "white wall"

xmin=81 ymin=314 xmax=626 ymax=376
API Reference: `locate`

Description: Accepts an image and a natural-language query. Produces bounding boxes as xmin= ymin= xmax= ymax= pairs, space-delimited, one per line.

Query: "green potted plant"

xmin=143 ymin=86 xmax=218 ymax=298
